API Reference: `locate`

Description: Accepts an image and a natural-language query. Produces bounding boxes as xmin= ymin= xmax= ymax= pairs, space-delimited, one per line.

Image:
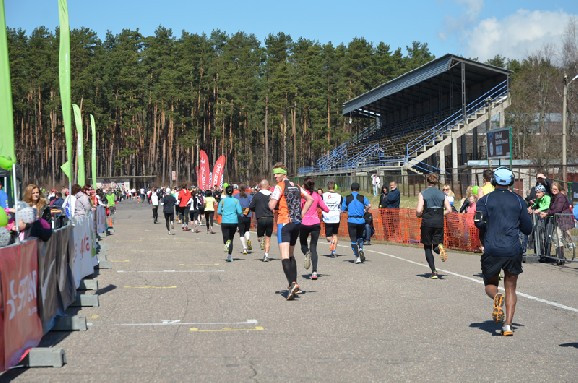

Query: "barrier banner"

xmin=70 ymin=215 xmax=95 ymax=288
xmin=37 ymin=234 xmax=60 ymax=333
xmin=96 ymin=205 xmax=106 ymax=235
xmin=56 ymin=227 xmax=76 ymax=310
xmin=0 ymin=240 xmax=43 ymax=371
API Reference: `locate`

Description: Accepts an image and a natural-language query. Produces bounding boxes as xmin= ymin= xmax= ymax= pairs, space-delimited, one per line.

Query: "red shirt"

xmin=178 ymin=189 xmax=192 ymax=207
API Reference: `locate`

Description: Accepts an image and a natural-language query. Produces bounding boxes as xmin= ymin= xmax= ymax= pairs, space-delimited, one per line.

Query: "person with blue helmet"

xmin=475 ymin=167 xmax=532 ymax=336
xmin=341 ymin=182 xmax=370 ymax=264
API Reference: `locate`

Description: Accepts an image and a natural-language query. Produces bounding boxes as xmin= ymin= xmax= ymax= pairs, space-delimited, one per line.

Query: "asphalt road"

xmin=4 ymin=200 xmax=578 ymax=382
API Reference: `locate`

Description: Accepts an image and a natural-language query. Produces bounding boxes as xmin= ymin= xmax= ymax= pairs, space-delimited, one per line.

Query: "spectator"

xmin=459 ymin=186 xmax=473 ymax=213
xmin=371 ymin=174 xmax=381 ymax=196
xmin=0 ymin=181 xmax=8 ymax=209
xmin=442 ymin=185 xmax=456 ymax=212
xmin=385 ymin=181 xmax=400 ymax=208
xmin=378 ymin=185 xmax=388 ymax=208
xmin=465 ymin=195 xmax=477 ymax=214
xmin=72 ymin=183 xmax=92 ymax=217
xmin=478 ymin=169 xmax=494 ymax=199
xmin=526 ymin=173 xmax=552 ymax=205
xmin=540 ymin=182 xmax=573 ymax=261
xmin=528 ymin=184 xmax=550 ymax=214
xmin=363 ymin=206 xmax=374 ymax=245
xmin=23 ymin=183 xmax=47 ymax=219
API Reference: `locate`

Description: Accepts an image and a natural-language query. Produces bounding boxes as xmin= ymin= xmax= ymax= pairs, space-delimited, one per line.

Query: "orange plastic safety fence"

xmin=213 ymin=208 xmax=481 ymax=252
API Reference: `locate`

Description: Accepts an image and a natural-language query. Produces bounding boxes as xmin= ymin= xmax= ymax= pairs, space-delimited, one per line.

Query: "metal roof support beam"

xmin=461 ymin=62 xmax=467 ymax=167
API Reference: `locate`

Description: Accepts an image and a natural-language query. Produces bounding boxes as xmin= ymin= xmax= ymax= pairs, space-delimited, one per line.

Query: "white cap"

xmin=166 ymin=187 xmax=171 ymax=193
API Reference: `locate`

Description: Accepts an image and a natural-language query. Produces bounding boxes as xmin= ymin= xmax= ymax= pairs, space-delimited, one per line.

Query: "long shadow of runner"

xmin=559 ymin=343 xmax=578 ymax=348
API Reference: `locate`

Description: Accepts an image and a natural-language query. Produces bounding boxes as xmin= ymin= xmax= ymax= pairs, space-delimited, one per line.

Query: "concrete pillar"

xmin=452 ymin=134 xmax=459 ymax=183
xmin=439 ymin=146 xmax=446 ymax=184
xmin=499 ymin=111 xmax=505 ymax=127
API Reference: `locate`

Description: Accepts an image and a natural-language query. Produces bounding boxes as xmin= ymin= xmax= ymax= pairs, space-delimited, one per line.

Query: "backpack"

xmin=345 ymin=193 xmax=365 ymax=208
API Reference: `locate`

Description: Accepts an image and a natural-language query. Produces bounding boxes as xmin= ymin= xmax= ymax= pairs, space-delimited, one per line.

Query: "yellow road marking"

xmin=189 ymin=326 xmax=264 ymax=333
xmin=111 ymin=260 xmax=131 ymax=263
xmin=90 ymin=314 xmax=99 ymax=319
xmin=124 ymin=285 xmax=177 ymax=289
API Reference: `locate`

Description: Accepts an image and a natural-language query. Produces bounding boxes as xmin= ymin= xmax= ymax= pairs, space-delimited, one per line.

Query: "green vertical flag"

xmin=90 ymin=114 xmax=97 ymax=188
xmin=0 ymin=0 xmax=16 ymax=170
xmin=73 ymin=104 xmax=85 ymax=186
xmin=58 ymin=0 xmax=72 ymax=182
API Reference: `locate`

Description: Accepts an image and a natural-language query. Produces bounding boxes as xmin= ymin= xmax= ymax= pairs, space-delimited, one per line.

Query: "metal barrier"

xmin=526 ymin=213 xmax=576 ymax=264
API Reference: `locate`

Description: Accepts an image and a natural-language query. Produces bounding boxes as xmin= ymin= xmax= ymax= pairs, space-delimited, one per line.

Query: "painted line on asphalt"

xmin=190 ymin=326 xmax=264 ymax=333
xmin=117 ymin=269 xmax=225 ymax=273
xmin=353 ymin=245 xmax=578 ymax=314
xmin=124 ymin=285 xmax=178 ymax=289
xmin=119 ymin=319 xmax=258 ymax=326
xmin=110 ymin=260 xmax=131 ymax=263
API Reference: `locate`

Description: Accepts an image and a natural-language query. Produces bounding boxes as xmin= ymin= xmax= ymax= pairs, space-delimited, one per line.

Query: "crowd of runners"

xmin=130 ymin=165 xmax=577 ymax=336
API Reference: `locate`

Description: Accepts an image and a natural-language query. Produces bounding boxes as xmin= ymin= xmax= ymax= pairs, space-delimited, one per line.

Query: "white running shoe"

xmin=355 ymin=257 xmax=361 ymax=264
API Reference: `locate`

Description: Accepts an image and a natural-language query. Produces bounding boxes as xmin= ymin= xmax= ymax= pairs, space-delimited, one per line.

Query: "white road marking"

xmin=337 ymin=244 xmax=578 ymax=314
xmin=119 ymin=319 xmax=258 ymax=326
xmin=117 ymin=269 xmax=225 ymax=273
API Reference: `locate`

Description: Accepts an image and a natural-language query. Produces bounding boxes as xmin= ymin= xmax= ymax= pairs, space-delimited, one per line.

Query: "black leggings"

xmin=300 ymin=224 xmax=320 ymax=272
xmin=424 ymin=245 xmax=436 ymax=272
xmin=221 ymin=224 xmax=237 ymax=255
xmin=164 ymin=213 xmax=174 ymax=231
xmin=152 ymin=206 xmax=158 ymax=222
xmin=179 ymin=206 xmax=190 ymax=224
xmin=205 ymin=211 xmax=214 ymax=229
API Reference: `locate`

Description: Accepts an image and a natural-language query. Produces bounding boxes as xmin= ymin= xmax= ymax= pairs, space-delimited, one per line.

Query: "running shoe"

xmin=433 ymin=245 xmax=440 ymax=254
xmin=431 ymin=271 xmax=438 ymax=279
xmin=243 ymin=249 xmax=248 ymax=255
xmin=287 ymin=282 xmax=300 ymax=301
xmin=262 ymin=254 xmax=269 ymax=262
xmin=304 ymin=251 xmax=312 ymax=270
xmin=501 ymin=324 xmax=513 ymax=336
xmin=329 ymin=240 xmax=336 ymax=252
xmin=260 ymin=239 xmax=265 ymax=250
xmin=358 ymin=246 xmax=365 ymax=263
xmin=171 ymin=222 xmax=174 ymax=230
xmin=330 ymin=250 xmax=336 ymax=258
xmin=226 ymin=254 xmax=233 ymax=262
xmin=210 ymin=230 xmax=216 ymax=234
xmin=247 ymin=240 xmax=252 ymax=251
xmin=492 ymin=293 xmax=505 ymax=323
xmin=224 ymin=240 xmax=231 ymax=253
xmin=168 ymin=231 xmax=172 ymax=235
xmin=355 ymin=257 xmax=362 ymax=264
xmin=438 ymin=244 xmax=447 ymax=262
xmin=311 ymin=272 xmax=318 ymax=280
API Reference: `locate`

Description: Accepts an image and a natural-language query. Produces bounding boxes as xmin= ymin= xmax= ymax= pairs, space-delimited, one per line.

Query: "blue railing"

xmin=405 ymin=80 xmax=508 ymax=162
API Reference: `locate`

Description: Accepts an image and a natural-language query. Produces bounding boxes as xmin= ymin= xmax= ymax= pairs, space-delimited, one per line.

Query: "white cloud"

xmin=456 ymin=0 xmax=484 ymax=21
xmin=466 ymin=9 xmax=575 ymax=61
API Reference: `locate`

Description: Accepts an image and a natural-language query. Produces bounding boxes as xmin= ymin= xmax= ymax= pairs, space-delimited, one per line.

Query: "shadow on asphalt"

xmin=301 ymin=274 xmax=331 ymax=280
xmin=95 ymin=284 xmax=117 ymax=295
xmin=469 ymin=320 xmax=524 ymax=336
xmin=559 ymin=343 xmax=578 ymax=348
xmin=415 ymin=273 xmax=446 ymax=280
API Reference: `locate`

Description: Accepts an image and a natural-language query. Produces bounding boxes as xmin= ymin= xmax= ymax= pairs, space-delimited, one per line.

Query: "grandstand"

xmin=299 ymin=54 xmax=510 ymax=179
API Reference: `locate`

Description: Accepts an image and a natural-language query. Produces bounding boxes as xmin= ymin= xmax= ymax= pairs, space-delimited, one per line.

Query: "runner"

xmin=178 ymin=184 xmax=192 ymax=231
xmin=150 ymin=187 xmax=159 ymax=224
xmin=415 ymin=174 xmax=452 ymax=279
xmin=235 ymin=184 xmax=253 ymax=255
xmin=322 ymin=181 xmax=342 ymax=257
xmin=162 ymin=187 xmax=177 ymax=235
xmin=342 ymin=182 xmax=370 ymax=264
xmin=218 ymin=185 xmax=242 ymax=262
xmin=249 ymin=179 xmax=274 ymax=262
xmin=299 ymin=177 xmax=329 ymax=280
xmin=203 ymin=190 xmax=217 ymax=234
xmin=269 ymin=163 xmax=313 ymax=300
xmin=475 ymin=167 xmax=532 ymax=336
xmin=189 ymin=187 xmax=201 ymax=233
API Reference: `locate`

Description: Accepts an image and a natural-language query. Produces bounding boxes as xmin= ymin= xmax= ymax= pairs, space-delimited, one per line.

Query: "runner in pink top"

xmin=300 ymin=177 xmax=329 ymax=280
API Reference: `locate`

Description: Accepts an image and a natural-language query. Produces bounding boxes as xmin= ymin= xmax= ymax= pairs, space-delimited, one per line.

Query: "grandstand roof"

xmin=343 ymin=54 xmax=509 ymax=117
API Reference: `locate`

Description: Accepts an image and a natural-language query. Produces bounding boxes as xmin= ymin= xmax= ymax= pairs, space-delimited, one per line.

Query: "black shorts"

xmin=325 ymin=222 xmax=340 ymax=237
xmin=190 ymin=210 xmax=199 ymax=220
xmin=238 ymin=216 xmax=252 ymax=236
xmin=277 ymin=222 xmax=300 ymax=245
xmin=481 ymin=253 xmax=523 ymax=285
xmin=347 ymin=222 xmax=365 ymax=242
xmin=421 ymin=226 xmax=444 ymax=246
xmin=257 ymin=217 xmax=274 ymax=237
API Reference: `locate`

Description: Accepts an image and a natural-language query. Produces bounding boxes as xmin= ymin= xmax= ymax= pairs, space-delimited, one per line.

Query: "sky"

xmin=5 ymin=0 xmax=578 ymax=61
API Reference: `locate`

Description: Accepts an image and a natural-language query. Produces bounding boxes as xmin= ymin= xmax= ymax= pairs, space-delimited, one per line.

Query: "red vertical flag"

xmin=212 ymin=155 xmax=226 ymax=189
xmin=198 ymin=150 xmax=210 ymax=190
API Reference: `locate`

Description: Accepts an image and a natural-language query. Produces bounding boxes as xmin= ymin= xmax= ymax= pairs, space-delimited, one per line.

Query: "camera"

xmin=474 ymin=211 xmax=483 ymax=222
